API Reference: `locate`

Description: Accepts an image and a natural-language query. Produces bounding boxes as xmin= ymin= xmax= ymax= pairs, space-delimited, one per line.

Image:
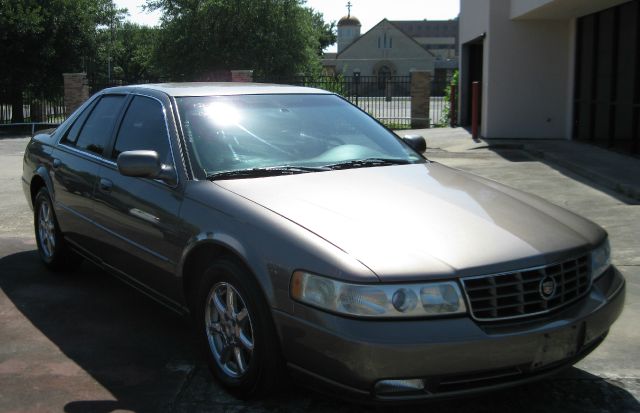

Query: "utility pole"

xmin=107 ymin=1 xmax=114 ymax=83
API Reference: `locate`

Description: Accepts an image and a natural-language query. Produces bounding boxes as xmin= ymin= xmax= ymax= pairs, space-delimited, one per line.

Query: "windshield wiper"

xmin=322 ymin=158 xmax=411 ymax=170
xmin=207 ymin=165 xmax=329 ymax=181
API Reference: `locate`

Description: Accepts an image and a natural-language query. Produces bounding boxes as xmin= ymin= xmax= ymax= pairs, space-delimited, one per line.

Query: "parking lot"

xmin=0 ymin=134 xmax=638 ymax=412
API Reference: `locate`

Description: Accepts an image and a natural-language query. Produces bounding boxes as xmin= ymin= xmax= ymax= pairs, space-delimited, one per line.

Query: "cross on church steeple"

xmin=346 ymin=1 xmax=352 ymax=17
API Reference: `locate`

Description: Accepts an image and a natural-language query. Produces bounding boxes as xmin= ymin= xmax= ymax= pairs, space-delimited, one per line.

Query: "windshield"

xmin=176 ymin=94 xmax=424 ymax=179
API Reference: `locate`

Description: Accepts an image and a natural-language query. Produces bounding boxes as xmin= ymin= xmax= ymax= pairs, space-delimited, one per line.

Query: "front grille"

xmin=461 ymin=255 xmax=591 ymax=321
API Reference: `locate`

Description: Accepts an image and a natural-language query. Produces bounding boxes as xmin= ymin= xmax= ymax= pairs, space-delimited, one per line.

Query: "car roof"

xmin=103 ymin=82 xmax=333 ymax=97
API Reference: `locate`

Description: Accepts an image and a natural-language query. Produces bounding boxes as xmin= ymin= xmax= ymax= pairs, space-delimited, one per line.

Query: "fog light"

xmin=375 ymin=378 xmax=425 ymax=394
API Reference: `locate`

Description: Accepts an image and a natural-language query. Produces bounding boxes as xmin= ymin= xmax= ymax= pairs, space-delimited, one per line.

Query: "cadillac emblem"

xmin=539 ymin=276 xmax=557 ymax=300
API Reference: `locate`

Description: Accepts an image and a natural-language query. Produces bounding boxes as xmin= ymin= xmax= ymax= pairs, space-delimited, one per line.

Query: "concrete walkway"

xmin=399 ymin=127 xmax=640 ymax=201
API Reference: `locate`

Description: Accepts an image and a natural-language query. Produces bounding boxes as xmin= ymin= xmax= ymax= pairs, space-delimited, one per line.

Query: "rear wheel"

xmin=34 ymin=187 xmax=82 ymax=271
xmin=195 ymin=259 xmax=284 ymax=399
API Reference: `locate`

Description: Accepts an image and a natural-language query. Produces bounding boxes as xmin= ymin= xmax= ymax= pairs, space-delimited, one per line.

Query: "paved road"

xmin=0 ymin=136 xmax=638 ymax=412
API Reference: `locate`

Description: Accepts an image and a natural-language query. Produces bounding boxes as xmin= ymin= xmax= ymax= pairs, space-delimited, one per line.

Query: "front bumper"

xmin=273 ymin=266 xmax=625 ymax=402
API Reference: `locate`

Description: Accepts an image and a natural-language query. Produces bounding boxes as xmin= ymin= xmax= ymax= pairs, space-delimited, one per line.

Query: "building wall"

xmin=460 ymin=0 xmax=491 ymax=44
xmin=460 ymin=0 xmax=573 ymax=138
xmin=510 ymin=0 xmax=554 ymax=18
xmin=510 ymin=0 xmax=630 ymax=19
xmin=484 ymin=0 xmax=573 ymax=138
xmin=338 ymin=25 xmax=361 ymax=53
xmin=336 ymin=20 xmax=434 ymax=77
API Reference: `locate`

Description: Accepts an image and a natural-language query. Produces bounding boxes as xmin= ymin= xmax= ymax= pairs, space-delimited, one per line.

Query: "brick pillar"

xmin=63 ymin=73 xmax=89 ymax=117
xmin=410 ymin=70 xmax=431 ymax=129
xmin=230 ymin=70 xmax=254 ymax=82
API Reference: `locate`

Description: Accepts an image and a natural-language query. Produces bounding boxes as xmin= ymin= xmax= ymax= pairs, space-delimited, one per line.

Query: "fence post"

xmin=449 ymin=84 xmax=457 ymax=127
xmin=63 ymin=73 xmax=89 ymax=117
xmin=410 ymin=70 xmax=430 ymax=129
xmin=230 ymin=70 xmax=254 ymax=82
xmin=385 ymin=78 xmax=392 ymax=102
xmin=353 ymin=72 xmax=360 ymax=106
xmin=471 ymin=81 xmax=481 ymax=139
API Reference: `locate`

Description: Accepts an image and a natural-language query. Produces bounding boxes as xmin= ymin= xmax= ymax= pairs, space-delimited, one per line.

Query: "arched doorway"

xmin=377 ymin=65 xmax=391 ymax=90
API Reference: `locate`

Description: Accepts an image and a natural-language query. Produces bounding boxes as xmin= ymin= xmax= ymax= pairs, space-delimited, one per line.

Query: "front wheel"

xmin=195 ymin=259 xmax=284 ymax=399
xmin=34 ymin=187 xmax=82 ymax=271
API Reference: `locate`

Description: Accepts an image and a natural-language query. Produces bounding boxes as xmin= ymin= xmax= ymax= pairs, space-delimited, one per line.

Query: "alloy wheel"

xmin=38 ymin=200 xmax=56 ymax=259
xmin=205 ymin=282 xmax=255 ymax=378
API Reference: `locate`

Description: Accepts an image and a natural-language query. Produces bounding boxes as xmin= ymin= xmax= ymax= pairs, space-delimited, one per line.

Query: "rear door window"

xmin=74 ymin=95 xmax=126 ymax=156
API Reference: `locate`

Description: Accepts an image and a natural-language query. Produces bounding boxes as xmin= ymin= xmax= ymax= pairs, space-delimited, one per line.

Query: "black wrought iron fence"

xmin=430 ymin=78 xmax=450 ymax=128
xmin=0 ymin=86 xmax=65 ymax=125
xmin=257 ymin=75 xmax=412 ymax=129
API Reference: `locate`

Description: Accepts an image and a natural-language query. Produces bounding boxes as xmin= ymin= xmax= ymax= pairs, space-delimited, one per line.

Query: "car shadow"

xmin=471 ymin=142 xmax=638 ymax=206
xmin=0 ymin=247 xmax=638 ymax=413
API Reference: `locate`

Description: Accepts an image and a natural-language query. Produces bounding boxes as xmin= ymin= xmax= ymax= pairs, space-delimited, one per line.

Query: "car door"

xmin=52 ymin=94 xmax=127 ymax=255
xmin=92 ymin=94 xmax=185 ymax=302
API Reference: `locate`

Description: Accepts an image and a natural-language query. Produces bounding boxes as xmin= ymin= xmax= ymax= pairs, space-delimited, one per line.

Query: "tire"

xmin=195 ymin=259 xmax=284 ymax=399
xmin=34 ymin=187 xmax=82 ymax=271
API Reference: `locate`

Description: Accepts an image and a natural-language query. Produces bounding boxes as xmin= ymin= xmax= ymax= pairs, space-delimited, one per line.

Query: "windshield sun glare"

xmin=177 ymin=94 xmax=424 ymax=179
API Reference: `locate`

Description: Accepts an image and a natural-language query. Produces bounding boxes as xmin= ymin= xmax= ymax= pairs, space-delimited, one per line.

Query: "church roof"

xmin=336 ymin=19 xmax=435 ymax=59
xmin=338 ymin=15 xmax=361 ymax=26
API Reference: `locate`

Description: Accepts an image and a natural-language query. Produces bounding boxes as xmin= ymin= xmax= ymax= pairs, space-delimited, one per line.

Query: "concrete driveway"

xmin=0 ymin=134 xmax=638 ymax=412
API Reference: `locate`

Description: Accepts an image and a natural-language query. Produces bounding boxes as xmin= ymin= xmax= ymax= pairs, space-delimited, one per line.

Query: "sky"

xmin=113 ymin=0 xmax=460 ymax=52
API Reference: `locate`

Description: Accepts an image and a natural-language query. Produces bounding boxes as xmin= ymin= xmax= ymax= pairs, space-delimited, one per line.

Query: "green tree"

xmin=147 ymin=0 xmax=335 ymax=80
xmin=0 ymin=0 xmax=121 ymax=122
xmin=310 ymin=9 xmax=336 ymax=55
xmin=107 ymin=22 xmax=162 ymax=83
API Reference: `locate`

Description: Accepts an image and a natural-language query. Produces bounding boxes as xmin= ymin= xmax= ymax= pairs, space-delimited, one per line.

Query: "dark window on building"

xmin=74 ymin=95 xmax=126 ymax=156
xmin=574 ymin=0 xmax=640 ymax=154
xmin=112 ymin=96 xmax=171 ymax=163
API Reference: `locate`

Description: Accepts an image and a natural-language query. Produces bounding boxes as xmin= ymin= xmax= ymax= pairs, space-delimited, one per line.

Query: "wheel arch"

xmin=30 ymin=166 xmax=54 ymax=205
xmin=179 ymin=238 xmax=271 ymax=313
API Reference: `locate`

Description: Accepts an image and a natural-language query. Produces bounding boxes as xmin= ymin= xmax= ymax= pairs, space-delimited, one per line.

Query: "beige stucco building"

xmin=459 ymin=0 xmax=639 ymax=155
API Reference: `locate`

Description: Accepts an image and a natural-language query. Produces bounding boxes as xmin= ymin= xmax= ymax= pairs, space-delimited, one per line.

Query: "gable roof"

xmin=336 ymin=18 xmax=434 ymax=58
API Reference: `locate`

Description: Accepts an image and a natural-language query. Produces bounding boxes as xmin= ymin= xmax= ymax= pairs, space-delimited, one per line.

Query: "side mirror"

xmin=402 ymin=135 xmax=427 ymax=153
xmin=117 ymin=150 xmax=175 ymax=184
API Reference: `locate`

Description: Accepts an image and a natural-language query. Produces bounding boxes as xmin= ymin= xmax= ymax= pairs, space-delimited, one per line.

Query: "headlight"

xmin=591 ymin=239 xmax=611 ymax=280
xmin=290 ymin=271 xmax=466 ymax=318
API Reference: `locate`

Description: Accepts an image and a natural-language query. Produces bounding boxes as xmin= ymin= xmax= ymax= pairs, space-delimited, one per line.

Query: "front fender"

xmin=178 ymin=182 xmax=379 ymax=314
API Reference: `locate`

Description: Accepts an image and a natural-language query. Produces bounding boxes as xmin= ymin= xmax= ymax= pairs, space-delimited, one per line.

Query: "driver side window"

xmin=112 ymin=96 xmax=171 ymax=165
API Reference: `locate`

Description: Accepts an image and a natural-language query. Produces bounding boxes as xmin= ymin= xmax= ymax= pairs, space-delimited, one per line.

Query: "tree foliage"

xmin=0 ymin=0 xmax=122 ymax=121
xmin=87 ymin=21 xmax=162 ymax=85
xmin=0 ymin=0 xmax=336 ymax=121
xmin=147 ymin=0 xmax=336 ymax=79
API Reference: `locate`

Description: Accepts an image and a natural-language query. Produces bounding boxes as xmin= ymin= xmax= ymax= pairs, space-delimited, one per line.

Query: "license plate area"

xmin=531 ymin=323 xmax=586 ymax=369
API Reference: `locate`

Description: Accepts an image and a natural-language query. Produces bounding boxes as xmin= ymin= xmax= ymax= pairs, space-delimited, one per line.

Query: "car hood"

xmin=215 ymin=163 xmax=604 ymax=281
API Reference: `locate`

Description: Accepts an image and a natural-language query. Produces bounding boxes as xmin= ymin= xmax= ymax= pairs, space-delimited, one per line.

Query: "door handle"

xmin=99 ymin=178 xmax=113 ymax=193
xmin=52 ymin=158 xmax=62 ymax=169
